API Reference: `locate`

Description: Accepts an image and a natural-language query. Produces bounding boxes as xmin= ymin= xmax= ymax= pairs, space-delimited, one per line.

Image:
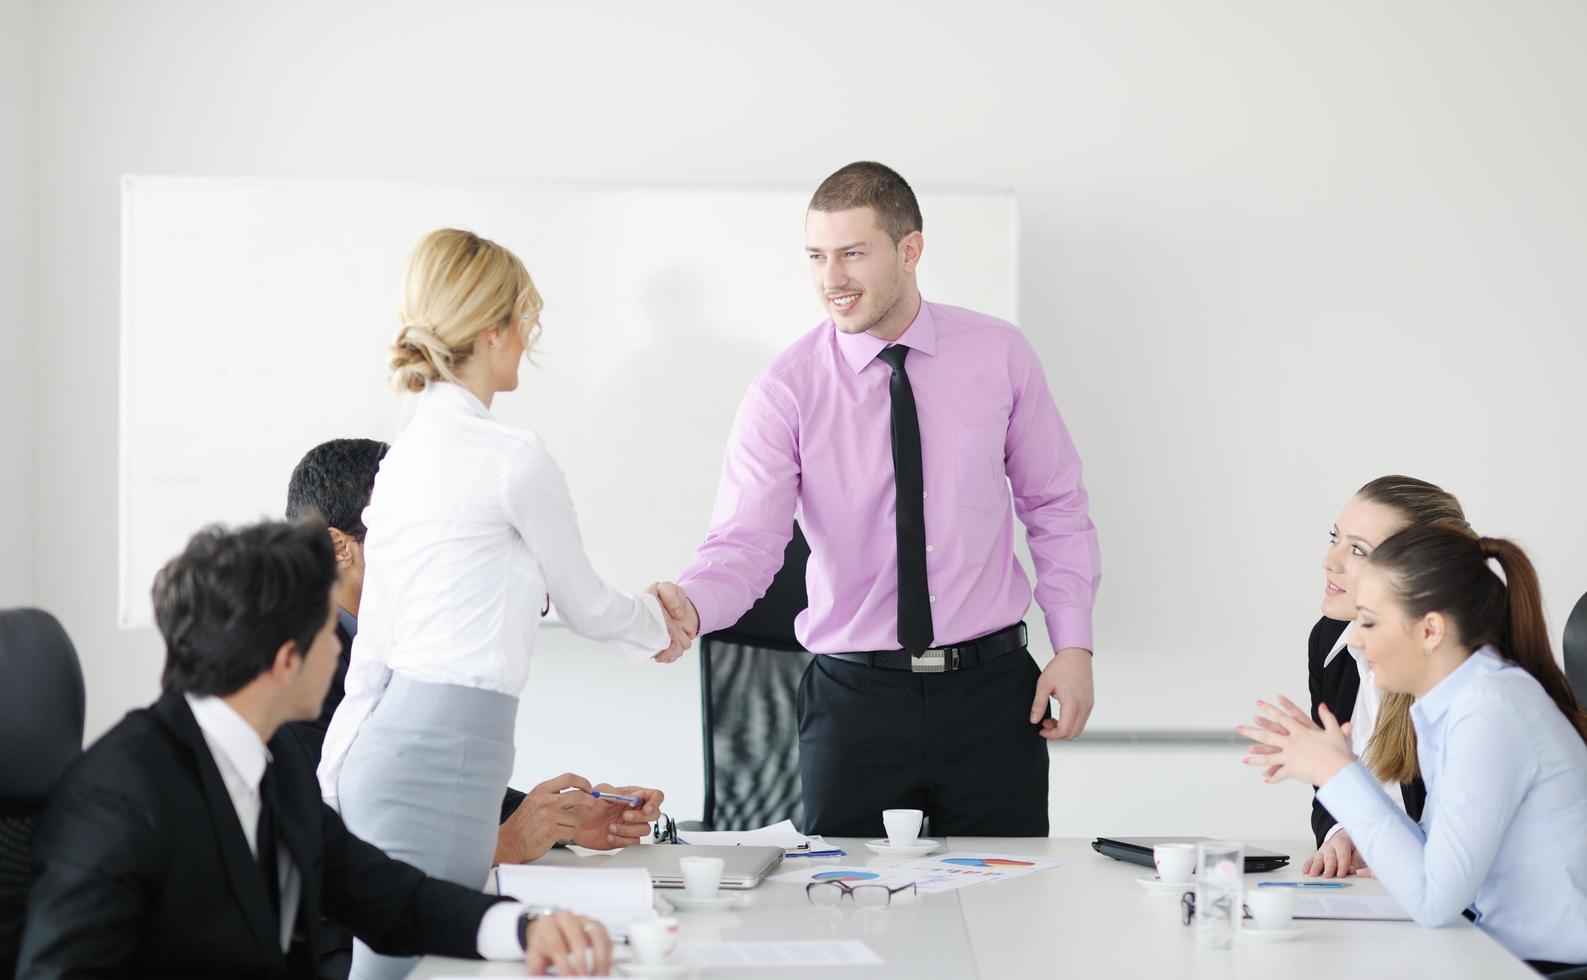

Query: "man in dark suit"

xmin=16 ymin=521 xmax=612 ymax=978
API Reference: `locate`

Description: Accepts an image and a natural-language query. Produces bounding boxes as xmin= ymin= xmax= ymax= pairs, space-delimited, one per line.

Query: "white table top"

xmin=409 ymin=838 xmax=1536 ymax=979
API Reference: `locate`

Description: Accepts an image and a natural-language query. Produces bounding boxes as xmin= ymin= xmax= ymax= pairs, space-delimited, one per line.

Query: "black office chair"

xmin=694 ymin=524 xmax=814 ymax=832
xmin=1563 ymin=589 xmax=1587 ymax=706
xmin=0 ymin=608 xmax=87 ymax=976
xmin=1526 ymin=592 xmax=1587 ymax=980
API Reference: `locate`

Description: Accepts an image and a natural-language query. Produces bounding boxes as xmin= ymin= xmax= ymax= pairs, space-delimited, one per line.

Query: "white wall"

xmin=25 ymin=0 xmax=1587 ymax=837
xmin=0 ymin=0 xmax=37 ymax=607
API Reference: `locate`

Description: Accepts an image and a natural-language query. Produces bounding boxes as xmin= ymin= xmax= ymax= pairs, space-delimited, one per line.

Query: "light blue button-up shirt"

xmin=1317 ymin=646 xmax=1587 ymax=963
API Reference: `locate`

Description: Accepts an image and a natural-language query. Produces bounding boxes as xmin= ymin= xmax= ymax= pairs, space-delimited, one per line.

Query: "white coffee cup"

xmin=678 ymin=855 xmax=725 ymax=900
xmin=1153 ymin=843 xmax=1197 ymax=885
xmin=882 ymin=808 xmax=924 ymax=846
xmin=1245 ymin=887 xmax=1296 ymax=930
xmin=627 ymin=916 xmax=680 ymax=965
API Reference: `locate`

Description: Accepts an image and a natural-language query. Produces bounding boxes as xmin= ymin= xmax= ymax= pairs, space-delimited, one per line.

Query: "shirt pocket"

xmin=953 ymin=422 xmax=1008 ymax=514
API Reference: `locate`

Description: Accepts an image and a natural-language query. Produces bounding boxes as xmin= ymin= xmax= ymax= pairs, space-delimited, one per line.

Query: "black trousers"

xmin=796 ymin=643 xmax=1050 ymax=838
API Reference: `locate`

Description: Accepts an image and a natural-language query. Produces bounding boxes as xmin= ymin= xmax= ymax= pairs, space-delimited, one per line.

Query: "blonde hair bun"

xmin=388 ymin=229 xmax=542 ymax=393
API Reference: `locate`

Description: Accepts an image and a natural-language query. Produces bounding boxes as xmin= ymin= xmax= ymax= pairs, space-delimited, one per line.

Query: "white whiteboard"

xmin=119 ymin=177 xmax=1019 ymax=630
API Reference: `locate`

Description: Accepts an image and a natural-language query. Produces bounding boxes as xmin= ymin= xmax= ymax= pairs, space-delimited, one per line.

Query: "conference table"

xmin=411 ymin=837 xmax=1537 ymax=978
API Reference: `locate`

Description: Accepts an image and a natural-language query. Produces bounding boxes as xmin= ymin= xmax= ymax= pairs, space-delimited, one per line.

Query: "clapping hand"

xmin=1238 ymin=696 xmax=1355 ymax=787
xmin=647 ymin=581 xmax=699 ymax=663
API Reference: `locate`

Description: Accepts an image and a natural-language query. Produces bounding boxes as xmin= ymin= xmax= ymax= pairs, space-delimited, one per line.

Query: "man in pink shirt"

xmin=655 ymin=162 xmax=1101 ymax=837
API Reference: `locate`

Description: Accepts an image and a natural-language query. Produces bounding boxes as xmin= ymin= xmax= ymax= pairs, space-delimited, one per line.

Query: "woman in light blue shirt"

xmin=1241 ymin=523 xmax=1587 ymax=966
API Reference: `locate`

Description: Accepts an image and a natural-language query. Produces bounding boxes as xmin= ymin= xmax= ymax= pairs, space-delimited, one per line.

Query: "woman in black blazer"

xmin=1298 ymin=476 xmax=1467 ymax=877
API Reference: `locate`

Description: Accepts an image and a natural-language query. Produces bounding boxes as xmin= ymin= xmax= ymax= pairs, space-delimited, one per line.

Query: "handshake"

xmin=646 ymin=581 xmax=699 ymax=663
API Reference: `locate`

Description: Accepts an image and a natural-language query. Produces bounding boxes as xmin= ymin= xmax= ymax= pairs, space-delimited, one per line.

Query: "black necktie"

xmin=877 ymin=345 xmax=934 ymax=656
xmin=257 ymin=765 xmax=281 ymax=922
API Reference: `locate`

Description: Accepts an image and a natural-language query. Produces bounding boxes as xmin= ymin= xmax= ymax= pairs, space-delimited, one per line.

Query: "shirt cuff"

xmin=476 ymin=901 xmax=528 ymax=961
xmin=1044 ymin=605 xmax=1093 ymax=654
xmin=673 ymin=575 xmax=728 ymax=637
xmin=1322 ymin=822 xmax=1346 ymax=844
xmin=1316 ymin=761 xmax=1396 ymax=831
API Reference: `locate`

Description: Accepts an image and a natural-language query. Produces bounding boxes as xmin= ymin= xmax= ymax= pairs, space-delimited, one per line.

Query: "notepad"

xmin=1294 ymin=893 xmax=1412 ymax=920
xmin=492 ymin=865 xmax=655 ymax=930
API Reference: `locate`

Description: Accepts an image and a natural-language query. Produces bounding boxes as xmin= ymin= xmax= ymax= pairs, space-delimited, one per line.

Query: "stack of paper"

xmin=676 ymin=819 xmax=837 ymax=854
xmin=1294 ymin=893 xmax=1411 ymax=920
xmin=493 ymin=866 xmax=655 ymax=930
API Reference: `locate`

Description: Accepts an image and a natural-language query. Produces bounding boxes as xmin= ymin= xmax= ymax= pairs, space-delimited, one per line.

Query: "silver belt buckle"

xmin=910 ymin=648 xmax=958 ymax=673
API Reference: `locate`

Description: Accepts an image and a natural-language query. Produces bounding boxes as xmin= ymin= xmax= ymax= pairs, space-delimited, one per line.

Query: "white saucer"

xmin=666 ymin=892 xmax=741 ymax=912
xmin=1240 ymin=923 xmax=1305 ymax=944
xmin=865 ymin=838 xmax=940 ymax=857
xmin=1135 ymin=876 xmax=1193 ymax=896
xmin=616 ymin=958 xmax=693 ymax=978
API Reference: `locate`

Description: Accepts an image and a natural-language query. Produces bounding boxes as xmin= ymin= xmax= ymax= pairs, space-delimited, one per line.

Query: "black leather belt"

xmin=825 ymin=623 xmax=1028 ymax=673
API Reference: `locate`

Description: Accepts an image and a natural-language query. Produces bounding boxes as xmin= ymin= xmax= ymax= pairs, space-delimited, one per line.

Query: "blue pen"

xmin=1257 ymin=881 xmax=1350 ymax=888
xmin=586 ymin=789 xmax=643 ymax=807
xmin=784 ymin=849 xmax=847 ymax=858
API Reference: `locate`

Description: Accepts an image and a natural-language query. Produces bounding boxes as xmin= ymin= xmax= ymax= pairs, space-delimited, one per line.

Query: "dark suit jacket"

xmin=1308 ymin=615 xmax=1428 ymax=845
xmin=284 ymin=620 xmax=526 ymax=822
xmin=16 ymin=694 xmax=508 ymax=979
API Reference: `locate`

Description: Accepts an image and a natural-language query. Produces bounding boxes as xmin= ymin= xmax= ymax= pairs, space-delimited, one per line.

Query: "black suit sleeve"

xmin=319 ymin=802 xmax=507 ymax=959
xmin=499 ymin=787 xmax=527 ymax=825
xmin=1308 ymin=619 xmax=1340 ymax=847
xmin=16 ymin=781 xmax=164 ymax=979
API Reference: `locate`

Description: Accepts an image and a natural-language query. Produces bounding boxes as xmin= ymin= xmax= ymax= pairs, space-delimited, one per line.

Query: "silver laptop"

xmin=600 ymin=844 xmax=784 ymax=889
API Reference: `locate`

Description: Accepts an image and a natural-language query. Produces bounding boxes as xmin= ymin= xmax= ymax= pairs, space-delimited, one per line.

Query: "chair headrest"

xmin=1564 ymin=591 xmax=1587 ymax=704
xmin=0 ymin=608 xmax=86 ymax=809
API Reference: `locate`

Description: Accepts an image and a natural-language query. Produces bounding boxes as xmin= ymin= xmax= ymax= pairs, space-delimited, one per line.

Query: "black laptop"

xmin=1092 ymin=836 xmax=1290 ymax=873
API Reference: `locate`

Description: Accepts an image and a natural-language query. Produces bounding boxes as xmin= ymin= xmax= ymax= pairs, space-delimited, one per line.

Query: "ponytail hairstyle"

xmin=1365 ymin=524 xmax=1587 ymax=772
xmin=1351 ymin=476 xmax=1471 ymax=783
xmin=389 ymin=229 xmax=543 ymax=393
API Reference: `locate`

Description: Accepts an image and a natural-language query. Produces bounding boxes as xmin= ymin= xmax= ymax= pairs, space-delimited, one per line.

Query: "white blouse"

xmin=319 ymin=381 xmax=669 ymax=804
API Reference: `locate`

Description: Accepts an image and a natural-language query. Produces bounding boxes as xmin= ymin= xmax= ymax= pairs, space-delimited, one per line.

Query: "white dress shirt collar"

xmin=185 ymin=692 xmax=271 ymax=790
xmin=421 ymin=379 xmax=493 ymax=420
xmin=1322 ymin=619 xmax=1353 ymax=668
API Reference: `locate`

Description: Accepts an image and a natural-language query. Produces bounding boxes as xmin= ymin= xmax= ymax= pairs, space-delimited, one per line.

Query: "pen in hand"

xmin=583 ymin=788 xmax=644 ymax=807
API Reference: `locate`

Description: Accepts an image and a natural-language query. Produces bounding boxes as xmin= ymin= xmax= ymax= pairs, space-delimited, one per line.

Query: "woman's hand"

xmin=1304 ymin=829 xmax=1371 ymax=878
xmin=1238 ymin=696 xmax=1355 ymax=788
xmin=648 ymin=582 xmax=698 ymax=663
xmin=525 ymin=909 xmax=612 ymax=976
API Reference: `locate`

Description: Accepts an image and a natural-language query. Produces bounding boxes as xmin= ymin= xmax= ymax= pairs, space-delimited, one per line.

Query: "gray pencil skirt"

xmin=338 ymin=672 xmax=518 ymax=980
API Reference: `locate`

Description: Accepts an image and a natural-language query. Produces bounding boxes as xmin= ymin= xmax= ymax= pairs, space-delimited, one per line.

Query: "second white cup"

xmin=678 ymin=855 xmax=725 ymax=900
xmin=882 ymin=808 xmax=924 ymax=846
xmin=627 ymin=917 xmax=680 ymax=965
xmin=1153 ymin=843 xmax=1197 ymax=885
xmin=1245 ymin=887 xmax=1296 ymax=930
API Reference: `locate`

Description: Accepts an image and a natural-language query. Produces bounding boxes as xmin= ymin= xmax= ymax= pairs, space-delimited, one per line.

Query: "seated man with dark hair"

xmin=17 ymin=521 xmax=612 ymax=978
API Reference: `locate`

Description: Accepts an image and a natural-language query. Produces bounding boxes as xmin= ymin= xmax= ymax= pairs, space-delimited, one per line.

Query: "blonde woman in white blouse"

xmin=319 ymin=229 xmax=687 ymax=980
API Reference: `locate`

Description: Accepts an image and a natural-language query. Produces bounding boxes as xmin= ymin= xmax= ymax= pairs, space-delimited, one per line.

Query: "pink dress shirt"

xmin=676 ymin=299 xmax=1101 ymax=655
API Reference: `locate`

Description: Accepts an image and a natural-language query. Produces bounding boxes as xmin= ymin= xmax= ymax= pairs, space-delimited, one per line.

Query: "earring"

xmin=1423 ymin=645 xmax=1434 ymax=657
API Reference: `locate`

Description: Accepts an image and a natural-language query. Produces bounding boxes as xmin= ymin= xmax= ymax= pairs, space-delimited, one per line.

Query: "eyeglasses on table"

xmin=1180 ymin=890 xmax=1253 ymax=926
xmin=806 ymin=879 xmax=916 ymax=909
